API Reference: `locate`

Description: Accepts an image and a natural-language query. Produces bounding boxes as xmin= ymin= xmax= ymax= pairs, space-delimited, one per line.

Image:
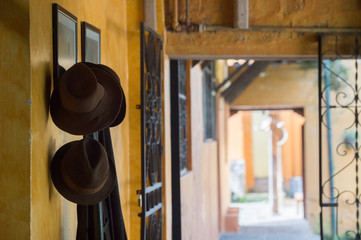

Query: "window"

xmin=170 ymin=60 xmax=191 ymax=174
xmin=178 ymin=60 xmax=188 ymax=172
xmin=202 ymin=62 xmax=216 ymax=140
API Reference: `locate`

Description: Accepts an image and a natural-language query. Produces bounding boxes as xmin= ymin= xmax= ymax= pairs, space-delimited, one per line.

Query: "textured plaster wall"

xmin=0 ymin=0 xmax=30 ymax=239
xmin=125 ymin=1 xmax=143 ymax=238
xmin=166 ymin=0 xmax=361 ymax=28
xmin=180 ymin=64 xmax=219 ymax=240
xmin=29 ymin=0 xmax=129 ymax=239
xmin=249 ymin=0 xmax=361 ymax=28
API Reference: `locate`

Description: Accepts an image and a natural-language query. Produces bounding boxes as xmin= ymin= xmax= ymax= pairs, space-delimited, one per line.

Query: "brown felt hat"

xmin=51 ymin=137 xmax=116 ymax=205
xmin=82 ymin=62 xmax=126 ymax=127
xmin=50 ymin=62 xmax=123 ymax=135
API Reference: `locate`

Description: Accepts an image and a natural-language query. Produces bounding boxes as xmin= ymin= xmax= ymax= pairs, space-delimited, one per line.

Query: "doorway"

xmin=228 ymin=109 xmax=306 ymax=225
xmin=218 ymin=60 xmax=320 ymax=239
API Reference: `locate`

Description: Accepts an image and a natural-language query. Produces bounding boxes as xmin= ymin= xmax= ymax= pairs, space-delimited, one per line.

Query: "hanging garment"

xmin=98 ymin=128 xmax=128 ymax=240
xmin=76 ymin=129 xmax=128 ymax=240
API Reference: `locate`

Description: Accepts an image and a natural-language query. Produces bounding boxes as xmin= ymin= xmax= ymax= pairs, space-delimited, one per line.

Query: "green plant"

xmin=231 ymin=193 xmax=269 ymax=203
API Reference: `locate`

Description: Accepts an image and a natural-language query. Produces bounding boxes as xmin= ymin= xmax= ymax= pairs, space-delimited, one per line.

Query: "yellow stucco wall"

xmin=2 ymin=0 xmax=229 ymax=239
xmin=126 ymin=0 xmax=166 ymax=239
xmin=0 ymin=1 xmax=30 ymax=239
xmin=126 ymin=1 xmax=143 ymax=238
xmin=29 ymin=0 xmax=129 ymax=239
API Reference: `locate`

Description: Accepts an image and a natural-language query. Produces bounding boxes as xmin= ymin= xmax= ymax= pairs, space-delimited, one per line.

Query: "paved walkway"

xmin=220 ymin=199 xmax=320 ymax=240
xmin=219 ymin=219 xmax=320 ymax=240
xmin=235 ymin=198 xmax=304 ymax=226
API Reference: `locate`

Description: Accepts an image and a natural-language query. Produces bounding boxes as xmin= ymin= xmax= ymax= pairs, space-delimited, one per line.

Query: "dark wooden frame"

xmin=81 ymin=22 xmax=101 ymax=63
xmin=52 ymin=3 xmax=77 ymax=86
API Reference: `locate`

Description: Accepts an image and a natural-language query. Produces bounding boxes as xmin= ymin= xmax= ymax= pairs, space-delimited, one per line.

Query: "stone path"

xmin=219 ymin=219 xmax=320 ymax=240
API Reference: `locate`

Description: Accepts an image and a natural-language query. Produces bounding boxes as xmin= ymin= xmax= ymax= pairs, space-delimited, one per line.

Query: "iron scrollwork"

xmin=320 ymin=34 xmax=361 ymax=239
xmin=140 ymin=22 xmax=163 ymax=240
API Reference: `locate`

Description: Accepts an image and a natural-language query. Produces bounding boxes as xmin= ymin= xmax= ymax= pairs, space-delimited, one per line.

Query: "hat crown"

xmin=50 ymin=62 xmax=124 ymax=135
xmin=59 ymin=63 xmax=105 ymax=113
xmin=62 ymin=137 xmax=109 ymax=193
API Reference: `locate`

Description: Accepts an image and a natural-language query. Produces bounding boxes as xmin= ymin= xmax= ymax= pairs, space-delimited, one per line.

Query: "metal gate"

xmin=139 ymin=22 xmax=163 ymax=240
xmin=319 ymin=34 xmax=361 ymax=239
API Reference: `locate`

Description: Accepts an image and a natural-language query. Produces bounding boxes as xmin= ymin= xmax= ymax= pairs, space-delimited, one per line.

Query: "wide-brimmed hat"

xmin=50 ymin=62 xmax=123 ymax=135
xmin=51 ymin=137 xmax=116 ymax=205
xmin=82 ymin=62 xmax=126 ymax=127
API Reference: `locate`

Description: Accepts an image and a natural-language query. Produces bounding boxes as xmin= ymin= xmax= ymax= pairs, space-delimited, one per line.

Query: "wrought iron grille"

xmin=139 ymin=22 xmax=163 ymax=240
xmin=319 ymin=34 xmax=361 ymax=240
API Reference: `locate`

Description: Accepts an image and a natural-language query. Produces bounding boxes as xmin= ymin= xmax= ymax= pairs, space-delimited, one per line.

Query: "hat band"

xmin=61 ymin=170 xmax=109 ymax=195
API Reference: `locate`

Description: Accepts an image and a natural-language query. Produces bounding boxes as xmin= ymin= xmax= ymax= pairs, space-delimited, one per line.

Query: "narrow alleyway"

xmin=219 ymin=219 xmax=320 ymax=240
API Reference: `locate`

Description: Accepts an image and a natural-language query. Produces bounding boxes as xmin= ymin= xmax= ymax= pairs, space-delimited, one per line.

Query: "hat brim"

xmin=50 ymin=64 xmax=122 ymax=135
xmin=83 ymin=63 xmax=126 ymax=127
xmin=110 ymin=84 xmax=126 ymax=127
xmin=51 ymin=141 xmax=116 ymax=205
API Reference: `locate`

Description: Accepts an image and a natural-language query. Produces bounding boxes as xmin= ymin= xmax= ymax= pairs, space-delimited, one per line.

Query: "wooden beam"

xmin=222 ymin=61 xmax=269 ymax=103
xmin=166 ymin=30 xmax=361 ymax=60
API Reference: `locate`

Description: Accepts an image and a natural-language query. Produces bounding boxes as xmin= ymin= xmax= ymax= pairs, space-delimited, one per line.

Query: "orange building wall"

xmin=279 ymin=110 xmax=305 ymax=188
xmin=238 ymin=110 xmax=305 ymax=192
xmin=227 ymin=112 xmax=244 ymax=162
xmin=243 ymin=111 xmax=255 ymax=190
